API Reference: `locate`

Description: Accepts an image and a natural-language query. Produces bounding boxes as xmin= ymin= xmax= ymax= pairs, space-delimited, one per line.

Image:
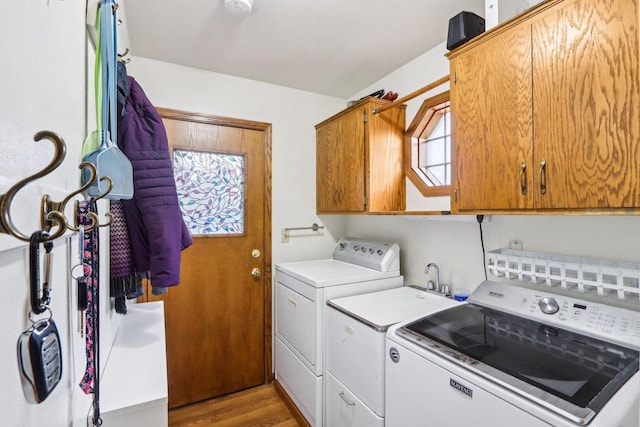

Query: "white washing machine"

xmin=325 ymin=286 xmax=459 ymax=426
xmin=275 ymin=237 xmax=403 ymax=427
xmin=386 ymin=281 xmax=640 ymax=427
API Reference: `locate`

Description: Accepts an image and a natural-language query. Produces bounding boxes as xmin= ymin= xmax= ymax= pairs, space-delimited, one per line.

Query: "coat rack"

xmin=0 ymin=131 xmax=112 ymax=242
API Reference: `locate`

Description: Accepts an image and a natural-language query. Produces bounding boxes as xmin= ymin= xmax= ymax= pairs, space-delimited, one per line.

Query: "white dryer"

xmin=275 ymin=237 xmax=403 ymax=427
xmin=325 ymin=286 xmax=458 ymax=426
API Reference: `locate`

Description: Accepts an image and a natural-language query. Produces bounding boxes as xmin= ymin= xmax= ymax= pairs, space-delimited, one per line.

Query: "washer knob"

xmin=538 ymin=297 xmax=560 ymax=314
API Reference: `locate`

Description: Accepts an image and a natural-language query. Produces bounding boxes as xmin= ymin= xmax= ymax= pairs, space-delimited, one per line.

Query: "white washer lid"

xmin=328 ymin=286 xmax=460 ymax=331
xmin=275 ymin=259 xmax=399 ymax=288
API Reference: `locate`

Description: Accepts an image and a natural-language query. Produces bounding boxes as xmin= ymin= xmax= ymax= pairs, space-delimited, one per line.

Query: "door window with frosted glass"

xmin=173 ymin=149 xmax=245 ymax=235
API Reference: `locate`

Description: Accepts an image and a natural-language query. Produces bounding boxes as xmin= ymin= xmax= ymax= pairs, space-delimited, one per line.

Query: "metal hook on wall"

xmin=117 ymin=48 xmax=130 ymax=64
xmin=117 ymin=48 xmax=129 ymax=60
xmin=93 ymin=176 xmax=114 ymax=227
xmin=43 ymin=165 xmax=115 ymax=233
xmin=0 ymin=131 xmax=66 ymax=242
xmin=0 ymin=131 xmax=114 ymax=243
xmin=72 ymin=176 xmax=114 ymax=230
xmin=42 ymin=162 xmax=100 ymax=234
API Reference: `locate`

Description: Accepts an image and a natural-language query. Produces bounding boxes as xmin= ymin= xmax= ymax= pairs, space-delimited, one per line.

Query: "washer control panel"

xmin=333 ymin=237 xmax=400 ymax=272
xmin=470 ymin=281 xmax=640 ymax=350
xmin=538 ymin=297 xmax=560 ymax=314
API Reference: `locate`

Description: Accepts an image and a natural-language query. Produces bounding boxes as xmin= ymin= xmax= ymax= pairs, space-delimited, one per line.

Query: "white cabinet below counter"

xmin=94 ymin=302 xmax=168 ymax=427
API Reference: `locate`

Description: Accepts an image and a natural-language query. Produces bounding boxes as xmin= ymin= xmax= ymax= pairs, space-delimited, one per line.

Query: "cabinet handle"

xmin=339 ymin=392 xmax=356 ymax=407
xmin=287 ymin=297 xmax=297 ymax=308
xmin=333 ymin=190 xmax=338 ymax=205
xmin=519 ymin=162 xmax=527 ymax=195
xmin=337 ymin=189 xmax=342 ymax=204
xmin=539 ymin=159 xmax=547 ymax=195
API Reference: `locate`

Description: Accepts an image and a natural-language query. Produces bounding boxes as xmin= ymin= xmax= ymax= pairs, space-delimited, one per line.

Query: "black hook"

xmin=29 ymin=231 xmax=54 ymax=315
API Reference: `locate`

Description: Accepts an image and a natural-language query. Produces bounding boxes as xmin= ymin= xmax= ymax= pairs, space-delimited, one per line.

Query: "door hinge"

xmin=363 ymin=112 xmax=368 ymax=123
xmin=453 ymin=71 xmax=457 ymax=84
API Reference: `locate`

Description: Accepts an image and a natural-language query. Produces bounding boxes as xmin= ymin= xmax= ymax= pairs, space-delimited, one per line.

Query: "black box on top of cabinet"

xmin=447 ymin=11 xmax=485 ymax=50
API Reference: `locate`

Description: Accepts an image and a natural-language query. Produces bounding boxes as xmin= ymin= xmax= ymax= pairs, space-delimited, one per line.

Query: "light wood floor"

xmin=168 ymin=383 xmax=302 ymax=427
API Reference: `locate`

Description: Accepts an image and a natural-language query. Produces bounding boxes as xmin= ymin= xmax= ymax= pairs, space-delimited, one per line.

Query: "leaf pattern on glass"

xmin=173 ymin=150 xmax=245 ymax=235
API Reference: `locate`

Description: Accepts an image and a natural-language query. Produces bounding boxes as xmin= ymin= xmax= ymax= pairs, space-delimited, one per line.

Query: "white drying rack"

xmin=486 ymin=248 xmax=640 ymax=302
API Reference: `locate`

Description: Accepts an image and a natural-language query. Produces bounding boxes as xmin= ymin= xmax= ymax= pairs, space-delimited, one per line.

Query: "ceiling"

xmin=125 ymin=0 xmax=485 ymax=98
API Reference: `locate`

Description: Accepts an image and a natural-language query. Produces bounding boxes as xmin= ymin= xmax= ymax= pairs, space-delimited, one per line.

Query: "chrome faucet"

xmin=424 ymin=263 xmax=440 ymax=293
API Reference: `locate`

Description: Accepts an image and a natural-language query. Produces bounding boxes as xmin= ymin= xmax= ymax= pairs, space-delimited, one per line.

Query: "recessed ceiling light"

xmin=224 ymin=0 xmax=253 ymax=16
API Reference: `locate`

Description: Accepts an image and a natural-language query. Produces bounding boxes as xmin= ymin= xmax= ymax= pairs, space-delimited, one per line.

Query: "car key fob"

xmin=17 ymin=318 xmax=62 ymax=403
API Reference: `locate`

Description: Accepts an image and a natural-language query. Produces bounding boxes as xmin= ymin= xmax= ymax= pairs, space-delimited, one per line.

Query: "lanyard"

xmin=77 ymin=200 xmax=102 ymax=426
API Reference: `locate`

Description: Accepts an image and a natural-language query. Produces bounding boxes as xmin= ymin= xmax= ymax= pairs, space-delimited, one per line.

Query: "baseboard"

xmin=274 ymin=379 xmax=311 ymax=427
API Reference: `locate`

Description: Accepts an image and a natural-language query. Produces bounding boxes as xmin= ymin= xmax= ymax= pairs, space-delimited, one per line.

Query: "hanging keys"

xmin=72 ymin=226 xmax=89 ymax=336
xmin=20 ymin=231 xmax=62 ymax=404
xmin=77 ymin=277 xmax=88 ymax=337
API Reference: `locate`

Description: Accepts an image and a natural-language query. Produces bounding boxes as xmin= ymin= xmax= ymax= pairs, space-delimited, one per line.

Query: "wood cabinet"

xmin=316 ymin=98 xmax=406 ymax=213
xmin=449 ymin=0 xmax=640 ymax=212
xmin=450 ymin=22 xmax=533 ymax=211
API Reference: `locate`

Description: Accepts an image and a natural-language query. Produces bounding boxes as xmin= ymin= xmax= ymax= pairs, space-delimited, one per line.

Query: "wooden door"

xmin=451 ymin=23 xmax=533 ymax=211
xmin=316 ymin=106 xmax=366 ymax=213
xmin=532 ymin=0 xmax=640 ymax=209
xmin=149 ymin=108 xmax=272 ymax=409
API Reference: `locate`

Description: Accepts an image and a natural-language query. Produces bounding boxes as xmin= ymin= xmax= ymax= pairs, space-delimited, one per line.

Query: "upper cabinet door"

xmin=451 ymin=23 xmax=533 ymax=211
xmin=316 ymin=98 xmax=405 ymax=214
xmin=532 ymin=0 xmax=640 ymax=209
xmin=316 ymin=106 xmax=366 ymax=212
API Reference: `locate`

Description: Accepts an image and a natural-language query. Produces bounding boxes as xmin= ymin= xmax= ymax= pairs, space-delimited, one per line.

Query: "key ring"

xmin=28 ymin=307 xmax=53 ymax=324
xmin=71 ymin=263 xmax=92 ymax=281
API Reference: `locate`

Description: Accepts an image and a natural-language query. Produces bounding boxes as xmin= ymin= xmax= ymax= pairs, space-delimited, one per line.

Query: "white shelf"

xmin=487 ymin=248 xmax=640 ymax=303
xmin=95 ymin=301 xmax=168 ymax=427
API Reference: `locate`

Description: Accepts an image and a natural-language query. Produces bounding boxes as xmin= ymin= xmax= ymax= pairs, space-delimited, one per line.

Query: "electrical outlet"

xmin=281 ymin=229 xmax=289 ymax=243
xmin=509 ymin=239 xmax=523 ymax=250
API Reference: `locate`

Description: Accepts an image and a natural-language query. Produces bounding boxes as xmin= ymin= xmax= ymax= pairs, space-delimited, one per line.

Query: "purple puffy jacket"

xmin=117 ymin=76 xmax=193 ymax=289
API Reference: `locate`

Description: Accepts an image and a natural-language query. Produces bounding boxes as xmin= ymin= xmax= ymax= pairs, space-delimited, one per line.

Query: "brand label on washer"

xmin=389 ymin=347 xmax=400 ymax=363
xmin=450 ymin=378 xmax=473 ymax=398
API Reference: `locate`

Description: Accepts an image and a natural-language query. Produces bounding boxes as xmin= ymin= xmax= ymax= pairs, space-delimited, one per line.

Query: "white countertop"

xmin=276 ymin=259 xmax=400 ymax=287
xmin=98 ymin=301 xmax=168 ymax=425
xmin=328 ymin=286 xmax=459 ymax=330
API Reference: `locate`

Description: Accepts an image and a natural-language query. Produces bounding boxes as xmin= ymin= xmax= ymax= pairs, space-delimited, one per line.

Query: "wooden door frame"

xmin=157 ymin=107 xmax=274 ymax=383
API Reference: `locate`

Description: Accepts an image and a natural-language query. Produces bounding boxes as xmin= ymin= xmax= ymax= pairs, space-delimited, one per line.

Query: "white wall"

xmin=347 ymin=42 xmax=640 ymax=294
xmin=0 ymin=2 xmax=122 ymax=425
xmin=128 ymin=58 xmax=349 ymax=264
xmin=0 ymin=4 xmax=87 ymax=425
xmin=502 ymin=0 xmax=545 ymax=23
xmin=485 ymin=0 xmax=540 ymax=29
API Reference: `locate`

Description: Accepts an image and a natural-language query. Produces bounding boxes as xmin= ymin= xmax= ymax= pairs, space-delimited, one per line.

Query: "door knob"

xmin=251 ymin=268 xmax=261 ymax=278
